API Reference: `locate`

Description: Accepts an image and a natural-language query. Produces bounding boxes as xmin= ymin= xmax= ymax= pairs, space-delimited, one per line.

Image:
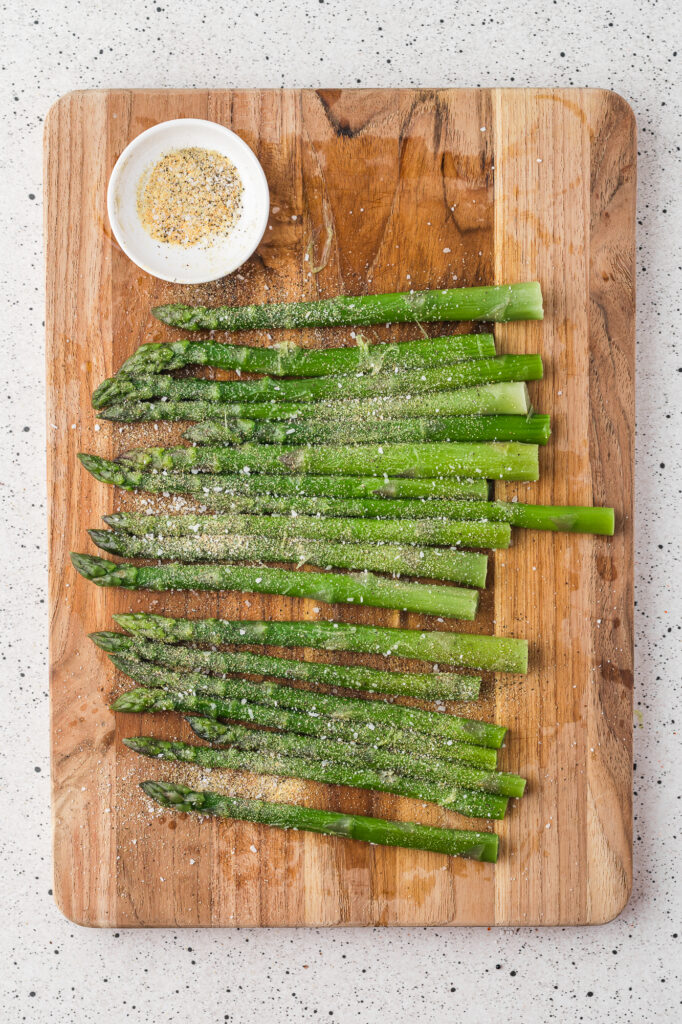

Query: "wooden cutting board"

xmin=45 ymin=88 xmax=635 ymax=927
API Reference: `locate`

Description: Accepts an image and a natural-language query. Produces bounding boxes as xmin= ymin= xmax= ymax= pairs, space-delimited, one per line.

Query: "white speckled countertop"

xmin=1 ymin=1 xmax=680 ymax=1020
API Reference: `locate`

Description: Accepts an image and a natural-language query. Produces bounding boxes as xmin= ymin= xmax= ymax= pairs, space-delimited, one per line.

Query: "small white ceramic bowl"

xmin=107 ymin=118 xmax=270 ymax=284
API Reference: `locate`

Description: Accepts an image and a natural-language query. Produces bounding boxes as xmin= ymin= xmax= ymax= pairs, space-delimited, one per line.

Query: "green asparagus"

xmin=97 ymin=381 xmax=532 ymax=423
xmin=91 ymin=630 xmax=482 ymax=701
xmin=109 ymin=656 xmax=506 ymax=748
xmin=88 ymin=529 xmax=490 ymax=587
xmin=71 ymin=553 xmax=481 ymax=619
xmin=182 ymin=413 xmax=551 ymax=446
xmin=152 ymin=281 xmax=543 ymax=330
xmin=79 ymin=453 xmax=490 ymax=500
xmin=103 ymin=510 xmax=512 ymax=549
xmin=117 ymin=440 xmax=540 ymax=481
xmin=125 ymin=736 xmax=508 ymax=819
xmin=94 ymin=465 xmax=612 ymax=534
xmin=141 ymin=781 xmax=500 ymax=861
xmin=112 ymin=332 xmax=497 ymax=382
xmin=94 ymin=355 xmax=543 ymax=409
xmin=186 ymin=716 xmax=525 ymax=797
xmin=114 ymin=612 xmax=529 ymax=673
xmin=114 ymin=687 xmax=498 ymax=769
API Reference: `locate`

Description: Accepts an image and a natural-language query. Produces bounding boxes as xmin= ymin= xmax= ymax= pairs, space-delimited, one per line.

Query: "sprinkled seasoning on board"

xmin=137 ymin=147 xmax=243 ymax=248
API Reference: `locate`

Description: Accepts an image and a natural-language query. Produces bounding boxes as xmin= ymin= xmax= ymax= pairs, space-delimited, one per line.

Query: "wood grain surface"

xmin=44 ymin=88 xmax=635 ymax=927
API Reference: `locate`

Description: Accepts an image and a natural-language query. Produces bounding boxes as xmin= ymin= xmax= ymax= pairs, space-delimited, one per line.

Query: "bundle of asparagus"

xmin=95 ymin=613 xmax=528 ymax=826
xmin=91 ymin=628 xmax=484 ymax=701
xmin=106 ymin=629 xmax=528 ymax=821
xmin=93 ymin=354 xmax=543 ymax=410
xmin=115 ymin=685 xmax=500 ymax=769
xmin=73 ymin=281 xmax=614 ymax=859
xmin=79 ymin=454 xmax=614 ymax=533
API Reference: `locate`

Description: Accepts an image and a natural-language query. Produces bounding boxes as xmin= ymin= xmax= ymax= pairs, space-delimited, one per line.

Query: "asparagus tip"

xmin=89 ymin=630 xmax=130 ymax=652
xmin=123 ymin=736 xmax=147 ymax=754
xmin=141 ymin=779 xmax=199 ymax=810
xmin=78 ymin=452 xmax=135 ymax=488
xmin=119 ymin=342 xmax=179 ymax=375
xmin=478 ymin=834 xmax=500 ymax=863
xmin=77 ymin=452 xmax=102 ymax=471
xmin=112 ymin=611 xmax=168 ymax=636
xmin=112 ymin=687 xmax=156 ymax=713
xmin=70 ymin=551 xmax=112 ymax=579
xmin=151 ymin=303 xmax=198 ymax=327
xmin=102 ymin=513 xmax=123 ymax=527
xmin=91 ymin=376 xmax=126 ymax=410
xmin=88 ymin=528 xmax=121 ymax=554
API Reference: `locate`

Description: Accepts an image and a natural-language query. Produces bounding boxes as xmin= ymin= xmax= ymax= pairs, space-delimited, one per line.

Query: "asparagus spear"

xmin=103 ymin=511 xmax=512 ymax=549
xmin=114 ymin=612 xmax=529 ymax=673
xmin=125 ymin=736 xmax=508 ymax=819
xmin=117 ymin=441 xmax=540 ymax=481
xmin=182 ymin=413 xmax=551 ymax=446
xmin=98 ymin=381 xmax=532 ymax=423
xmin=79 ymin=453 xmax=490 ymax=500
xmin=91 ymin=630 xmax=482 ymax=701
xmin=114 ymin=687 xmax=498 ymax=769
xmin=186 ymin=716 xmax=525 ymax=797
xmin=94 ymin=355 xmax=542 ymax=410
xmin=141 ymin=781 xmax=500 ymax=861
xmin=152 ymin=281 xmax=544 ymax=330
xmin=88 ymin=529 xmax=490 ymax=587
xmin=152 ymin=497 xmax=609 ymax=536
xmin=112 ymin=332 xmax=497 ymax=381
xmin=89 ymin=454 xmax=612 ymax=534
xmin=71 ymin=554 xmax=481 ymax=619
xmin=165 ymin=495 xmax=610 ymax=536
xmin=109 ymin=656 xmax=506 ymax=748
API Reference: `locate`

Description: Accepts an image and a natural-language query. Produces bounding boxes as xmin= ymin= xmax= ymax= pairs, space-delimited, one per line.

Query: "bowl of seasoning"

xmin=107 ymin=118 xmax=270 ymax=284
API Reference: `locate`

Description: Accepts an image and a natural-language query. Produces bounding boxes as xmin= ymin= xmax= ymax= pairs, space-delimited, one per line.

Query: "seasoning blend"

xmin=137 ymin=147 xmax=244 ymax=249
xmin=107 ymin=118 xmax=269 ymax=283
